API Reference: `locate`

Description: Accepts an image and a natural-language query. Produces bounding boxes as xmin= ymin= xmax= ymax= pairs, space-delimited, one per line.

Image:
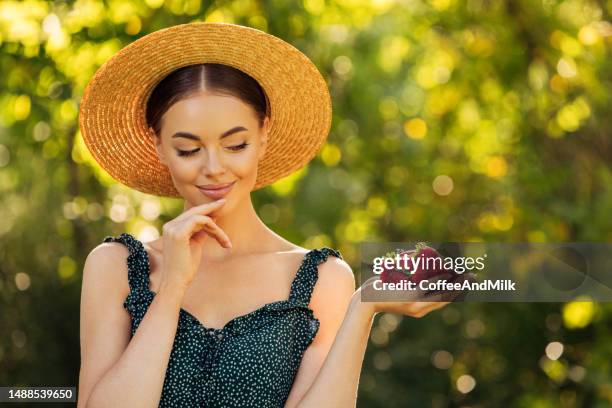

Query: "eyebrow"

xmin=171 ymin=126 xmax=248 ymax=141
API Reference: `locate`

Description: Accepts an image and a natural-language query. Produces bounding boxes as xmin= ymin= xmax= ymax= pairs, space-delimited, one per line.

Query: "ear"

xmin=150 ymin=126 xmax=167 ymax=165
xmin=258 ymin=116 xmax=270 ymax=160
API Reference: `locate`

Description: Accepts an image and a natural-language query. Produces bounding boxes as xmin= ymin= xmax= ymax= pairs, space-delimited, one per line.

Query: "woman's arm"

xmin=291 ymin=275 xmax=457 ymax=408
xmin=78 ymin=243 xmax=187 ymax=408
xmin=292 ymin=292 xmax=376 ymax=408
xmin=284 ymin=258 xmax=357 ymax=407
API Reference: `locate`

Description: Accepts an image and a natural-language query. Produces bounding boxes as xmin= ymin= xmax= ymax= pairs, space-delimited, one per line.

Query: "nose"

xmin=202 ymin=148 xmax=227 ymax=178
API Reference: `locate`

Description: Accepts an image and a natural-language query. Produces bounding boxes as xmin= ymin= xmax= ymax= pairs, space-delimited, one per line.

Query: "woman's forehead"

xmin=161 ymin=93 xmax=259 ymax=137
xmin=166 ymin=92 xmax=254 ymax=117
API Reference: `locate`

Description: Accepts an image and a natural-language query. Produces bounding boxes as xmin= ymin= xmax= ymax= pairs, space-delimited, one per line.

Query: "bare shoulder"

xmin=274 ymin=239 xmax=355 ymax=294
xmin=316 ymin=254 xmax=356 ymax=291
xmin=310 ymin=252 xmax=356 ymax=309
xmin=82 ymin=241 xmax=130 ymax=297
xmin=281 ymin=242 xmax=354 ymax=288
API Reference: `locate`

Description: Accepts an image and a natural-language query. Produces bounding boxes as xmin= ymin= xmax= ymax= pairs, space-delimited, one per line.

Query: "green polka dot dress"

xmin=102 ymin=233 xmax=343 ymax=408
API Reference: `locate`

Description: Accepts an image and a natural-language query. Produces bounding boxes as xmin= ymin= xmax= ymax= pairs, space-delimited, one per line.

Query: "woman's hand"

xmin=357 ymin=272 xmax=476 ymax=318
xmin=159 ymin=199 xmax=231 ymax=292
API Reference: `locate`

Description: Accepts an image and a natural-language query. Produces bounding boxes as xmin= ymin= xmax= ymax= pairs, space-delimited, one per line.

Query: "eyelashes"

xmin=177 ymin=149 xmax=198 ymax=157
xmin=177 ymin=142 xmax=250 ymax=157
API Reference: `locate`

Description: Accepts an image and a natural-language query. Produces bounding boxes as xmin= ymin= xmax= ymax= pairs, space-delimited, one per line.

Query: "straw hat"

xmin=78 ymin=22 xmax=332 ymax=198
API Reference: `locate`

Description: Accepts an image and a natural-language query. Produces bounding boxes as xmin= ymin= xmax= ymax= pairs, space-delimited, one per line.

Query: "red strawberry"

xmin=380 ymin=269 xmax=411 ymax=284
xmin=397 ymin=249 xmax=416 ymax=274
xmin=379 ymin=249 xmax=414 ymax=284
xmin=410 ymin=245 xmax=450 ymax=283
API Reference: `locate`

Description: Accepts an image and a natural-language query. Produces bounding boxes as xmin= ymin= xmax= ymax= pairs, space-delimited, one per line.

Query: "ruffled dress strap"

xmin=288 ymin=247 xmax=343 ymax=307
xmin=102 ymin=232 xmax=151 ymax=297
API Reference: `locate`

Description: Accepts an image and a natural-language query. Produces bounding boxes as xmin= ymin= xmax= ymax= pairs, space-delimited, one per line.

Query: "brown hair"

xmin=145 ymin=63 xmax=269 ymax=137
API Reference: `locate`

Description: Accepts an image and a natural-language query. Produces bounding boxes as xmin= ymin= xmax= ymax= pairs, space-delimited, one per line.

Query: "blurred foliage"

xmin=1 ymin=0 xmax=611 ymax=406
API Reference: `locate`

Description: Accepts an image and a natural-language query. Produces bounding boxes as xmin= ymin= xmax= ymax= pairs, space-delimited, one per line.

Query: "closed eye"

xmin=176 ymin=143 xmax=249 ymax=157
xmin=177 ymin=148 xmax=199 ymax=157
xmin=227 ymin=142 xmax=249 ymax=151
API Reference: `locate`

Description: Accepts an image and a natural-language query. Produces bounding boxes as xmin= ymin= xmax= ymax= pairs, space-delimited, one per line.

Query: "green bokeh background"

xmin=1 ymin=0 xmax=611 ymax=406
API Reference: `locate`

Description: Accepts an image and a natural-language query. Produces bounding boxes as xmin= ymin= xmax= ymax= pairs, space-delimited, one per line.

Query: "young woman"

xmin=77 ymin=22 xmax=464 ymax=408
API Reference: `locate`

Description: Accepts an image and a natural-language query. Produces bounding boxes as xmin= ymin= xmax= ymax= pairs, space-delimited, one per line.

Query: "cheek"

xmin=227 ymin=150 xmax=260 ymax=179
xmin=166 ymin=156 xmax=201 ymax=181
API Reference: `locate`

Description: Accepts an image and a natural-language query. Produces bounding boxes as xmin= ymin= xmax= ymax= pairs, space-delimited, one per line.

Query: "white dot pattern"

xmin=102 ymin=232 xmax=342 ymax=407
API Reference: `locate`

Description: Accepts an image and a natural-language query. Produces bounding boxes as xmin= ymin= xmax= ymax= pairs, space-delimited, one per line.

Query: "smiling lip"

xmin=196 ymin=181 xmax=236 ymax=199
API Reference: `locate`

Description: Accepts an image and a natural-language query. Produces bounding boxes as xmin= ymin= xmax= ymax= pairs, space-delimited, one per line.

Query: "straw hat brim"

xmin=78 ymin=22 xmax=332 ymax=197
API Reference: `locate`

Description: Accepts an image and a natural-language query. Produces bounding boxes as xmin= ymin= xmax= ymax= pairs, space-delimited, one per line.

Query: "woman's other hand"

xmin=356 ymin=272 xmax=476 ymax=318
